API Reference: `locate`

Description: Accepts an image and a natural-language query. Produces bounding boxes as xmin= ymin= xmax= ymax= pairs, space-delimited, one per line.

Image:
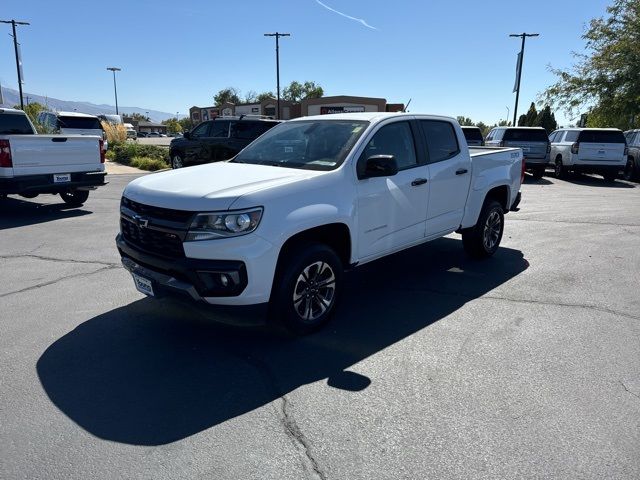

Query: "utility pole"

xmin=106 ymin=67 xmax=121 ymax=115
xmin=264 ymin=32 xmax=290 ymax=120
xmin=1 ymin=19 xmax=30 ymax=110
xmin=509 ymin=32 xmax=539 ymax=127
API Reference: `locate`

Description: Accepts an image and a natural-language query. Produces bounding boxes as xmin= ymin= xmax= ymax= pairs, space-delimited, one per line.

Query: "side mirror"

xmin=183 ymin=131 xmax=191 ymax=139
xmin=362 ymin=154 xmax=398 ymax=178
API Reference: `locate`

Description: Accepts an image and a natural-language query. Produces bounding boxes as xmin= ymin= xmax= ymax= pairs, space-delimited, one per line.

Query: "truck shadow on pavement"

xmin=0 ymin=196 xmax=92 ymax=229
xmin=37 ymin=237 xmax=528 ymax=446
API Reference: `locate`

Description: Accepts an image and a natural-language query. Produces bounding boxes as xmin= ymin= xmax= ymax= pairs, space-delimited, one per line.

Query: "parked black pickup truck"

xmin=169 ymin=116 xmax=281 ymax=169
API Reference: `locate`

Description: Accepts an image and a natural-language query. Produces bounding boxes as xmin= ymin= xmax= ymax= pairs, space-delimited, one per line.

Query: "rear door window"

xmin=564 ymin=131 xmax=579 ymax=142
xmin=578 ymin=130 xmax=626 ymax=143
xmin=0 ymin=114 xmax=34 ymax=134
xmin=420 ymin=120 xmax=460 ymax=163
xmin=231 ymin=121 xmax=277 ymax=140
xmin=503 ymin=129 xmax=548 ymax=142
xmin=209 ymin=120 xmax=230 ymax=138
xmin=57 ymin=116 xmax=102 ymax=130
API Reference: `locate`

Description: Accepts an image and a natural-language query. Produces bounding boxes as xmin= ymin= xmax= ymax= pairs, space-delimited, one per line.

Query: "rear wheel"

xmin=554 ymin=158 xmax=567 ymax=179
xmin=171 ymin=154 xmax=184 ymax=169
xmin=461 ymin=200 xmax=504 ymax=259
xmin=60 ymin=189 xmax=89 ymax=206
xmin=623 ymin=158 xmax=636 ymax=181
xmin=270 ymin=243 xmax=343 ymax=335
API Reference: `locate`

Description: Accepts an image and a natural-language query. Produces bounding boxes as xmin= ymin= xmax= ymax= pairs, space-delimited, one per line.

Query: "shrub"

xmin=110 ymin=143 xmax=169 ymax=165
xmin=129 ymin=156 xmax=169 ymax=171
xmin=101 ymin=121 xmax=128 ymax=144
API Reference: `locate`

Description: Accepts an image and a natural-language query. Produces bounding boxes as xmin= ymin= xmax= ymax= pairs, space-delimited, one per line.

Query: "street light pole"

xmin=106 ymin=67 xmax=121 ymax=115
xmin=264 ymin=32 xmax=290 ymax=120
xmin=1 ymin=19 xmax=30 ymax=110
xmin=509 ymin=32 xmax=539 ymax=127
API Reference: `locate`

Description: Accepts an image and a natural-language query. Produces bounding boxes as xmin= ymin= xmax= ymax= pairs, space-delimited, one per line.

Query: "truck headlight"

xmin=185 ymin=208 xmax=263 ymax=241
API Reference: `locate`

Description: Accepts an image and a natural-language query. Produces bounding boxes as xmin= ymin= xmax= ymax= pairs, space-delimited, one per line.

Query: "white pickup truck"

xmin=0 ymin=108 xmax=106 ymax=206
xmin=117 ymin=113 xmax=523 ymax=334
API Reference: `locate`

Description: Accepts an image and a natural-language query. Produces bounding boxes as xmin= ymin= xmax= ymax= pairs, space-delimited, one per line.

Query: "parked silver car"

xmin=624 ymin=129 xmax=640 ymax=181
xmin=485 ymin=127 xmax=550 ymax=178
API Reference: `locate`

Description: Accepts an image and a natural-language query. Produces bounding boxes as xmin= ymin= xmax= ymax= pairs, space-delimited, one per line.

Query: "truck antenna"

xmin=402 ymin=98 xmax=412 ymax=113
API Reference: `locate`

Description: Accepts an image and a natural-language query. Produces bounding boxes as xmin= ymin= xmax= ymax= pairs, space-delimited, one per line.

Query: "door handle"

xmin=456 ymin=168 xmax=468 ymax=175
xmin=411 ymin=178 xmax=428 ymax=186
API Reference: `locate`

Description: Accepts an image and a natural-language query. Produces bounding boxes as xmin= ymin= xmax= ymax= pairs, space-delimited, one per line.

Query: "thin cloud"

xmin=315 ymin=0 xmax=378 ymax=30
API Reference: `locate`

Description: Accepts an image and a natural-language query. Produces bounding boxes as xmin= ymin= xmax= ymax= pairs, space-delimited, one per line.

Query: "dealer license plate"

xmin=132 ymin=273 xmax=155 ymax=296
xmin=53 ymin=173 xmax=71 ymax=183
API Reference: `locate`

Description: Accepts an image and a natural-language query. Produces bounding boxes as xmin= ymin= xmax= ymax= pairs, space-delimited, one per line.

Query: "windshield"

xmin=462 ymin=128 xmax=483 ymax=141
xmin=58 ymin=116 xmax=102 ymax=130
xmin=233 ymin=120 xmax=369 ymax=171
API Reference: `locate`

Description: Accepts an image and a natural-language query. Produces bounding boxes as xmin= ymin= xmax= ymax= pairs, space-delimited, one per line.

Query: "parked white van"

xmin=549 ymin=128 xmax=627 ymax=181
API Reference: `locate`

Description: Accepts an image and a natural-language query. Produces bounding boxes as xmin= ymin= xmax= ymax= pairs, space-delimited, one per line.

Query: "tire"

xmin=171 ymin=154 xmax=184 ymax=169
xmin=623 ymin=158 xmax=636 ymax=181
xmin=554 ymin=158 xmax=567 ymax=179
xmin=461 ymin=200 xmax=504 ymax=259
xmin=60 ymin=189 xmax=89 ymax=206
xmin=531 ymin=167 xmax=544 ymax=179
xmin=270 ymin=242 xmax=343 ymax=335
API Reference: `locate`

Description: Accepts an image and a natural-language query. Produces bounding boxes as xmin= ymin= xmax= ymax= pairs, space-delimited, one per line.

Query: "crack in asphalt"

xmin=245 ymin=356 xmax=327 ymax=480
xmin=0 ymin=253 xmax=120 ymax=268
xmin=396 ymin=286 xmax=640 ymax=322
xmin=620 ymin=380 xmax=640 ymax=400
xmin=0 ymin=265 xmax=119 ymax=299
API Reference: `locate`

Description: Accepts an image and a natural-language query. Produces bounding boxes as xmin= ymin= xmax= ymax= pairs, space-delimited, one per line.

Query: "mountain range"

xmin=0 ymin=86 xmax=176 ymax=123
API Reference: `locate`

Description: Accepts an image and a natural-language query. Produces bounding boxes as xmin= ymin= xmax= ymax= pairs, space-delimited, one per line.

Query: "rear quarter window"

xmin=503 ymin=129 xmax=549 ymax=142
xmin=578 ymin=130 xmax=626 ymax=143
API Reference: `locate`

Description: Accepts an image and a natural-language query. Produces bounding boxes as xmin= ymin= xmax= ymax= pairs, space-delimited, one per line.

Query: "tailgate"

xmin=504 ymin=140 xmax=548 ymax=160
xmin=577 ymin=142 xmax=626 ymax=164
xmin=9 ymin=135 xmax=103 ymax=176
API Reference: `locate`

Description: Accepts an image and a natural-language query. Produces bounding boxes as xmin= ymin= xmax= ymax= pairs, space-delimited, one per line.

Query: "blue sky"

xmin=0 ymin=0 xmax=611 ymax=125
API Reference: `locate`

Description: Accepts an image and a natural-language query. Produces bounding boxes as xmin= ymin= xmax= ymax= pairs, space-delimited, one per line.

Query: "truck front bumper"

xmin=116 ymin=234 xmax=270 ymax=325
xmin=0 ymin=171 xmax=107 ymax=195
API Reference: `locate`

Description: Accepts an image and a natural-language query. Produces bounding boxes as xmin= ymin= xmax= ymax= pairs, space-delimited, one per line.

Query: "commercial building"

xmin=122 ymin=116 xmax=168 ymax=135
xmin=189 ymin=95 xmax=404 ymax=124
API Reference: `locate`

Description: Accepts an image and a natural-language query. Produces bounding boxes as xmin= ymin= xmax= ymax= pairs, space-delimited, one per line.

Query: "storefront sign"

xmin=320 ymin=106 xmax=366 ymax=114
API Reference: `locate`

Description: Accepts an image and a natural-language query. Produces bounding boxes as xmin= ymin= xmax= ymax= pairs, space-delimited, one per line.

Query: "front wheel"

xmin=461 ymin=200 xmax=504 ymax=259
xmin=171 ymin=154 xmax=184 ymax=169
xmin=60 ymin=189 xmax=89 ymax=206
xmin=270 ymin=243 xmax=343 ymax=335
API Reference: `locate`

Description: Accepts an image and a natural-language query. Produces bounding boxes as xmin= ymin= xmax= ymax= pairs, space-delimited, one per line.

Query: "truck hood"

xmin=123 ymin=162 xmax=320 ymax=211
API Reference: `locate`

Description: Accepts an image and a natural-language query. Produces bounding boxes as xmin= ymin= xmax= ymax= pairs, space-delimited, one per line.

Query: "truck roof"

xmin=0 ymin=108 xmax=27 ymax=115
xmin=56 ymin=111 xmax=100 ymax=118
xmin=289 ymin=112 xmax=456 ymax=124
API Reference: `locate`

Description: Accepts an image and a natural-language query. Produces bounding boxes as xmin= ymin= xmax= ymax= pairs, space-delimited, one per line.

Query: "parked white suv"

xmin=37 ymin=111 xmax=107 ymax=149
xmin=116 ymin=113 xmax=523 ymax=334
xmin=549 ymin=128 xmax=627 ymax=181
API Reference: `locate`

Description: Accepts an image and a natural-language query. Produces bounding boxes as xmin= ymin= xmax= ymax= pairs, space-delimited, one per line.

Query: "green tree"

xmin=282 ymin=81 xmax=324 ymax=102
xmin=214 ymin=87 xmax=241 ymax=106
xmin=534 ymin=105 xmax=558 ymax=133
xmin=14 ymin=102 xmax=46 ymax=124
xmin=162 ymin=118 xmax=182 ymax=134
xmin=126 ymin=113 xmax=150 ymax=122
xmin=517 ymin=114 xmax=527 ymax=126
xmin=524 ymin=102 xmax=538 ymax=126
xmin=456 ymin=116 xmax=474 ymax=126
xmin=256 ymin=91 xmax=275 ymax=102
xmin=541 ymin=0 xmax=640 ymax=129
xmin=178 ymin=117 xmax=193 ymax=132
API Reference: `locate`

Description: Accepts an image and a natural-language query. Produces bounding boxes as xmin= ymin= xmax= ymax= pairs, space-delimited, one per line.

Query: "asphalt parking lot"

xmin=1 ymin=171 xmax=639 ymax=479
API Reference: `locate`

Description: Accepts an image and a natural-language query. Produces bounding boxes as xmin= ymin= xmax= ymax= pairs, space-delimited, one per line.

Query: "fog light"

xmin=219 ymin=273 xmax=230 ymax=287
